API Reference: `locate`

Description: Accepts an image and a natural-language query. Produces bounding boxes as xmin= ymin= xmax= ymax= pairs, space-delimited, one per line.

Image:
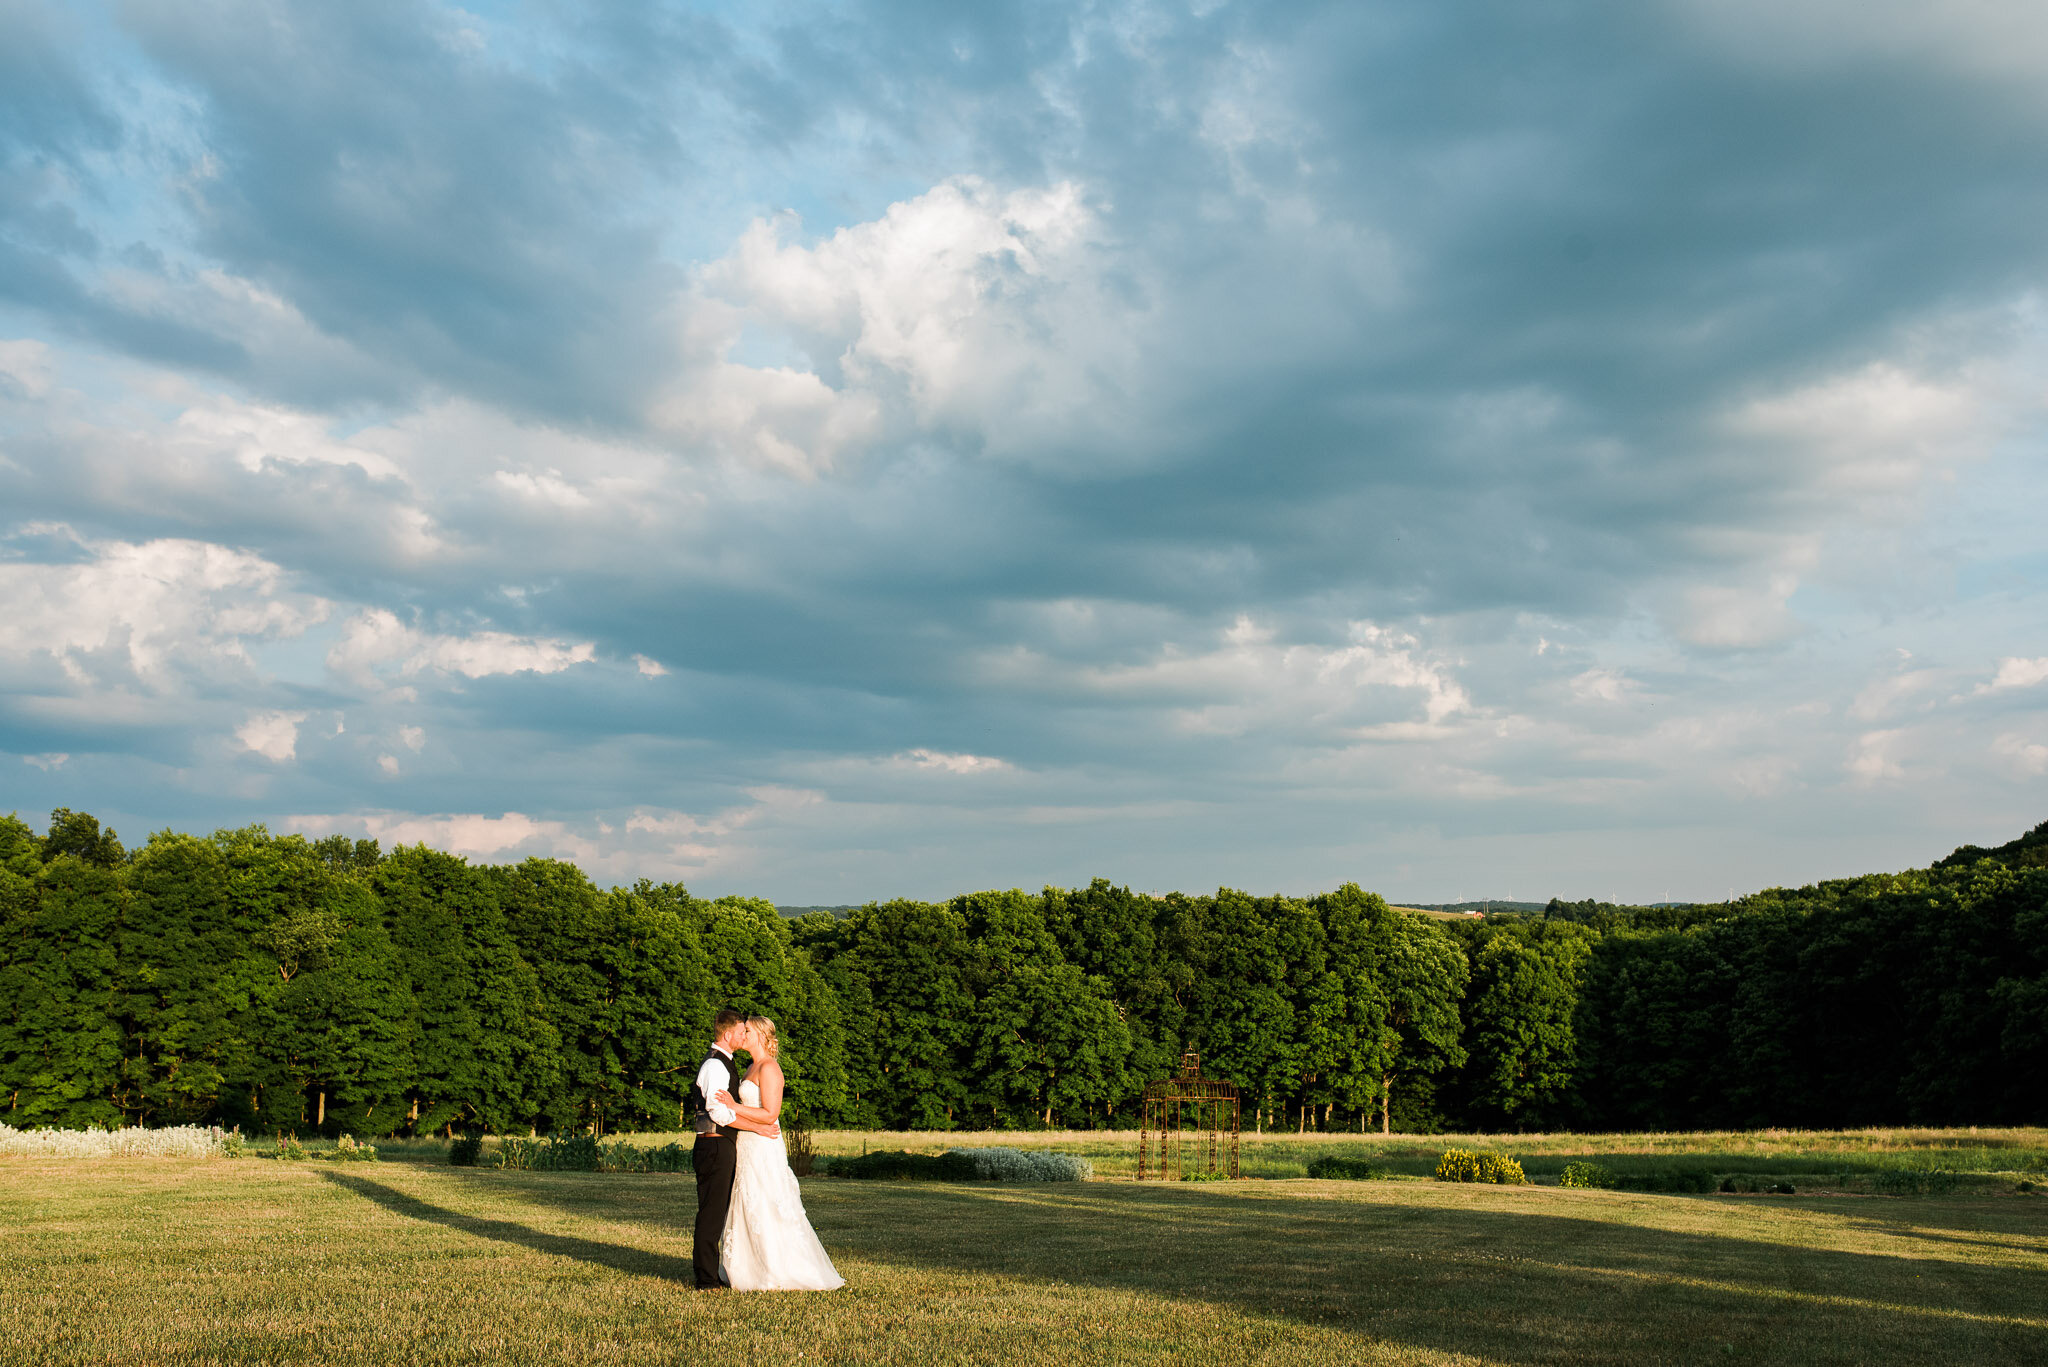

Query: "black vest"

xmin=688 ymin=1049 xmax=739 ymax=1137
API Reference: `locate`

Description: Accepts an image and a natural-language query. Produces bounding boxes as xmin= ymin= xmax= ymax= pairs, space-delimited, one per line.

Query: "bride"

xmin=712 ymin=1016 xmax=845 ymax=1292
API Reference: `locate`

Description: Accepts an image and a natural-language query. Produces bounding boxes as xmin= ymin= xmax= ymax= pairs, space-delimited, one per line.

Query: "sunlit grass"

xmin=786 ymin=1125 xmax=2048 ymax=1185
xmin=3 ymin=1151 xmax=2041 ymax=1364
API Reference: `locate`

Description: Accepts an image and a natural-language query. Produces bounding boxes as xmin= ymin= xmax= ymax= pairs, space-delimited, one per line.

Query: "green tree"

xmin=1457 ymin=923 xmax=1590 ymax=1129
xmin=603 ymin=881 xmax=718 ymax=1131
xmin=957 ymin=889 xmax=1131 ymax=1128
xmin=117 ymin=832 xmax=256 ymax=1126
xmin=41 ymin=808 xmax=125 ymax=867
xmin=833 ymin=899 xmax=974 ymax=1129
xmin=694 ymin=895 xmax=849 ymax=1129
xmin=375 ymin=846 xmax=559 ymax=1133
xmin=1311 ymin=886 xmax=1466 ymax=1133
xmin=1044 ymin=879 xmax=1178 ymax=1114
xmin=1 ymin=847 xmax=126 ymax=1126
xmin=788 ymin=911 xmax=882 ymax=1127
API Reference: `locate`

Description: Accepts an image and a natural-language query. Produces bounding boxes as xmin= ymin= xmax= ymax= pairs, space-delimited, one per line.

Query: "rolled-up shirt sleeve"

xmin=696 ymin=1055 xmax=738 ymax=1125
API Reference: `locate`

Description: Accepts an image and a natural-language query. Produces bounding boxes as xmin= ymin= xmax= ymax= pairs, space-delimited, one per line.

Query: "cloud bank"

xmin=2 ymin=0 xmax=2044 ymax=900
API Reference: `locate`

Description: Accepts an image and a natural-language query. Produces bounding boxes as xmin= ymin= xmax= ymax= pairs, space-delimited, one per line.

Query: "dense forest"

xmin=3 ymin=809 xmax=2044 ymax=1136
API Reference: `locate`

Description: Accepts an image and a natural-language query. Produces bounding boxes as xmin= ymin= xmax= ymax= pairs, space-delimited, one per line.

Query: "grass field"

xmin=4 ymin=1136 xmax=2045 ymax=1365
xmin=801 ymin=1126 xmax=2048 ymax=1187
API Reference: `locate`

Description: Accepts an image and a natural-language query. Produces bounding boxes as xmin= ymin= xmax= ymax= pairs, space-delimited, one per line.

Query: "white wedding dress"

xmin=720 ymin=1078 xmax=845 ymax=1292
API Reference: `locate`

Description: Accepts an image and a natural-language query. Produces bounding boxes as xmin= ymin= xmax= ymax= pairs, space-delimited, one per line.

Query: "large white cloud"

xmin=0 ymin=530 xmax=329 ymax=689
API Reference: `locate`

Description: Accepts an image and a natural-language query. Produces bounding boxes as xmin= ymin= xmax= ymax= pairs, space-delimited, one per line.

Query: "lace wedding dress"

xmin=720 ymin=1078 xmax=845 ymax=1292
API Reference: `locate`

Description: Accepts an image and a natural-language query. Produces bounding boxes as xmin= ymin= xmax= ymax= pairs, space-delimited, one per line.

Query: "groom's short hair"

xmin=712 ymin=1007 xmax=747 ymax=1035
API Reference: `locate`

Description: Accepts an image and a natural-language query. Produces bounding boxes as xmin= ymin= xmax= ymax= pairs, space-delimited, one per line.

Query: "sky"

xmin=2 ymin=0 xmax=2045 ymax=904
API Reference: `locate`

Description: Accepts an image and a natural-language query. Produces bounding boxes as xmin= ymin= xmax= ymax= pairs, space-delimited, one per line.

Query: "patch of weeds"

xmin=1305 ymin=1156 xmax=1391 ymax=1181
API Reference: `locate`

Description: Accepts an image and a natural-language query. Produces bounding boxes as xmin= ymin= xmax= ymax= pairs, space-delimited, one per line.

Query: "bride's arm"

xmin=725 ymin=1111 xmax=780 ymax=1136
xmin=714 ymin=1070 xmax=784 ymax=1134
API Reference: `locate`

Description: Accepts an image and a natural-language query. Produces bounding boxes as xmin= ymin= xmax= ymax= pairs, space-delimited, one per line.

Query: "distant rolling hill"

xmin=1393 ymin=901 xmax=1546 ymax=919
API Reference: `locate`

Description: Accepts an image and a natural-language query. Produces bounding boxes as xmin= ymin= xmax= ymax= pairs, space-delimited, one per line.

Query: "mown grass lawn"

xmin=3 ymin=1156 xmax=2045 ymax=1366
xmin=802 ymin=1125 xmax=2048 ymax=1184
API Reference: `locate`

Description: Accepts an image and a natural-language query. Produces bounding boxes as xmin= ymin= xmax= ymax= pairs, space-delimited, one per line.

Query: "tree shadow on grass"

xmin=792 ymin=1181 xmax=2048 ymax=1366
xmin=317 ymin=1171 xmax=696 ymax=1284
xmin=356 ymin=1170 xmax=2048 ymax=1365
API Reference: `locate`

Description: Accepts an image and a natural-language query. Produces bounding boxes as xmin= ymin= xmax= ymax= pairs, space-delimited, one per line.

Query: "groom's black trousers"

xmin=693 ymin=1133 xmax=736 ymax=1288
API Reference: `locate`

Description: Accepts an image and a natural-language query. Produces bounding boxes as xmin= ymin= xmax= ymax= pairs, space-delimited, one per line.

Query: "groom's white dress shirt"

xmin=696 ymin=1045 xmax=739 ymax=1128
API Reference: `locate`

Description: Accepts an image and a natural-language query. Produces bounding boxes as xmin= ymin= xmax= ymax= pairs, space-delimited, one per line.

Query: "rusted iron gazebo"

xmin=1137 ymin=1051 xmax=1239 ymax=1181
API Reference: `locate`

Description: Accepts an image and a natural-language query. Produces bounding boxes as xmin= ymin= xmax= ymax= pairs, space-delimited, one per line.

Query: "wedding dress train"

xmin=720 ymin=1078 xmax=845 ymax=1292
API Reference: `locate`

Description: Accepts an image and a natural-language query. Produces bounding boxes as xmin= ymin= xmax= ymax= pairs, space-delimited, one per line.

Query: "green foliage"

xmin=827 ymin=1149 xmax=980 ymax=1181
xmin=492 ymin=1132 xmax=601 ymax=1171
xmin=1305 ymin=1155 xmax=1392 ymax=1180
xmin=482 ymin=1132 xmax=703 ymax=1173
xmin=1614 ymin=1168 xmax=1718 ymax=1194
xmin=1558 ymin=1160 xmax=1616 ymax=1189
xmin=1871 ymin=1167 xmax=1962 ymax=1196
xmin=41 ymin=809 xmax=125 ymax=868
xmin=3 ymin=806 xmax=2046 ymax=1141
xmin=1457 ymin=923 xmax=1590 ymax=1128
xmin=1433 ymin=1149 xmax=1527 ymax=1184
xmin=447 ymin=1134 xmax=484 ymax=1166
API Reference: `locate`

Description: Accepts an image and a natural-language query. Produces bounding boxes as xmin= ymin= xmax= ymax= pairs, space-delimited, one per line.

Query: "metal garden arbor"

xmin=1137 ymin=1051 xmax=1240 ymax=1180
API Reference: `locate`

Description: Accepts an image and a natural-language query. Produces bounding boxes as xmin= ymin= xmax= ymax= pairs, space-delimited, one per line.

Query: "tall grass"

xmin=0 ymin=1124 xmax=232 ymax=1158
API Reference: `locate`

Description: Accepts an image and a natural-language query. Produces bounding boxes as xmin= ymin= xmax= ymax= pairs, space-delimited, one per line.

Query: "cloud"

xmin=6 ymin=0 xmax=2048 ymax=900
xmin=0 ymin=530 xmax=329 ymax=689
xmin=293 ymin=810 xmax=596 ymax=863
xmin=1984 ymin=657 xmax=2048 ymax=692
xmin=236 ymin=710 xmax=308 ymax=763
xmin=1570 ymin=669 xmax=1638 ymax=705
xmin=1992 ymin=733 xmax=2048 ymax=777
xmin=902 ymin=749 xmax=1010 ymax=774
xmin=1847 ymin=730 xmax=1907 ymax=786
xmin=324 ymin=609 xmax=596 ymax=688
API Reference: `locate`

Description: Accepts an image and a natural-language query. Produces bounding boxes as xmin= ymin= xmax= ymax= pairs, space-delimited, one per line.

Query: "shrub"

xmin=493 ymin=1133 xmax=600 ymax=1172
xmin=1306 ymin=1156 xmax=1392 ymax=1181
xmin=1614 ymin=1168 xmax=1717 ymax=1194
xmin=0 ymin=1124 xmax=233 ymax=1159
xmin=448 ymin=1134 xmax=484 ymax=1167
xmin=784 ymin=1107 xmax=816 ymax=1177
xmin=1559 ymin=1161 xmax=1617 ymax=1189
xmin=956 ymin=1147 xmax=1092 ymax=1182
xmin=2019 ymin=1180 xmax=2036 ymax=1194
xmin=1872 ymin=1167 xmax=1961 ymax=1196
xmin=596 ymin=1140 xmax=692 ymax=1174
xmin=828 ymin=1150 xmax=980 ymax=1182
xmin=1434 ymin=1149 xmax=1527 ymax=1185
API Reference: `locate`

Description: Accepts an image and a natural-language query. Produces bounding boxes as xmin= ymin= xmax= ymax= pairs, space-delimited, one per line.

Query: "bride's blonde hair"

xmin=748 ymin=1015 xmax=780 ymax=1060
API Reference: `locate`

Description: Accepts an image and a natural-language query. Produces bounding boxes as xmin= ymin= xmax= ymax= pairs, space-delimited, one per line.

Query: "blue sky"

xmin=2 ymin=0 xmax=2044 ymax=902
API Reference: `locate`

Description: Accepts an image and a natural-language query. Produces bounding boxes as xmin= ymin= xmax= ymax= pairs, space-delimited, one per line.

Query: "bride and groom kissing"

xmin=689 ymin=1008 xmax=844 ymax=1292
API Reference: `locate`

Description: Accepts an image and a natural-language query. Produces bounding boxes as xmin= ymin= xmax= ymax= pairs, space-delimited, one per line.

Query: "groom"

xmin=689 ymin=1008 xmax=751 ymax=1289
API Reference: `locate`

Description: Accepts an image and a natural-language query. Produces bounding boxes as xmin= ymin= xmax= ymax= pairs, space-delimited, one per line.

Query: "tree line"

xmin=4 ymin=809 xmax=2044 ymax=1135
